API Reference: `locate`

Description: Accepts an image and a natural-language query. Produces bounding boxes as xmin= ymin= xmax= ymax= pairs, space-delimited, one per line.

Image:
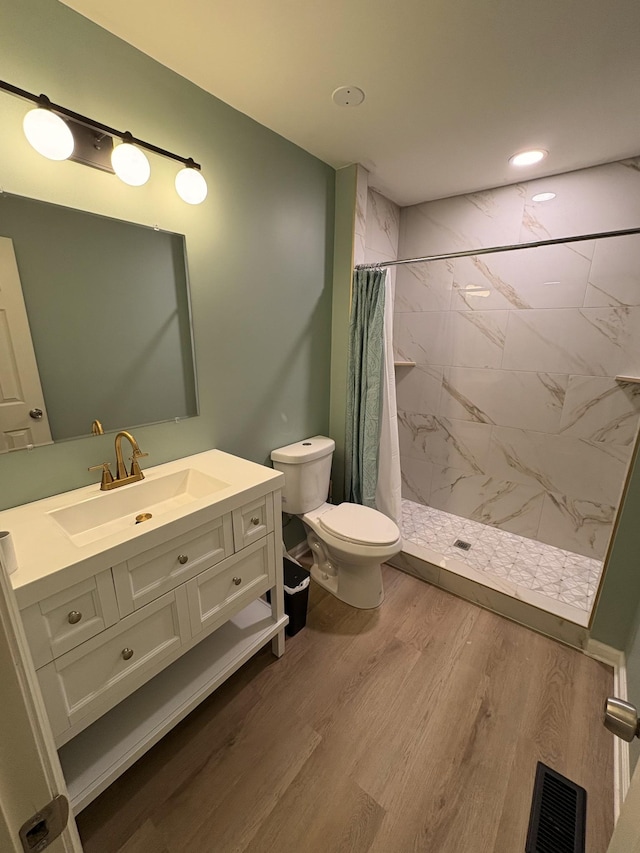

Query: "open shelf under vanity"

xmin=60 ymin=599 xmax=286 ymax=812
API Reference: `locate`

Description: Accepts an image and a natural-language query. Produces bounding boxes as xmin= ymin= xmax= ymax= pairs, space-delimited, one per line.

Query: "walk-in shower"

xmin=359 ymin=223 xmax=640 ymax=635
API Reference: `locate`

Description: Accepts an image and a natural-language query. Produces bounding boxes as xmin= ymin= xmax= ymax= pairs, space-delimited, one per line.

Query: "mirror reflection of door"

xmin=0 ymin=237 xmax=52 ymax=453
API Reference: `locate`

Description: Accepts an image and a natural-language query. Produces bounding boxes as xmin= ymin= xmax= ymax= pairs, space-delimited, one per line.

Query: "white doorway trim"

xmin=586 ymin=639 xmax=630 ymax=818
xmin=0 ymin=551 xmax=81 ymax=852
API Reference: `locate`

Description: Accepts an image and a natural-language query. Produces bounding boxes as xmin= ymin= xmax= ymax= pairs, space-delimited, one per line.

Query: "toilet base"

xmin=309 ymin=556 xmax=384 ymax=610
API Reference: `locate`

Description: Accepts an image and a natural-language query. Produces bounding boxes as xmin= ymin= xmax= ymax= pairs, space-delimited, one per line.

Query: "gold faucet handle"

xmin=130 ymin=449 xmax=149 ymax=477
xmin=88 ymin=462 xmax=115 ymax=490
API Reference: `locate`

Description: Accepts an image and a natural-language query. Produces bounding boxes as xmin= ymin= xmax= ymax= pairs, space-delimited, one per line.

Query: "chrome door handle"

xmin=604 ymin=697 xmax=640 ymax=741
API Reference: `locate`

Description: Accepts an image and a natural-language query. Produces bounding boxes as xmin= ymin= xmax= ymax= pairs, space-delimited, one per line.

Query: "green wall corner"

xmin=328 ymin=165 xmax=357 ymax=503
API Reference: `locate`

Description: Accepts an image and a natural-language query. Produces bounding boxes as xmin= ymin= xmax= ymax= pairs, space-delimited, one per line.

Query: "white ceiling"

xmin=61 ymin=0 xmax=640 ymax=206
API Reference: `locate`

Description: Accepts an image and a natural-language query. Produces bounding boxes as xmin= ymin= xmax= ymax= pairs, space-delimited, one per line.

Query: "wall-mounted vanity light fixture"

xmin=1 ymin=80 xmax=208 ymax=204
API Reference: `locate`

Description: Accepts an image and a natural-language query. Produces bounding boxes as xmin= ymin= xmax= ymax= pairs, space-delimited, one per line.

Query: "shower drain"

xmin=453 ymin=539 xmax=472 ymax=551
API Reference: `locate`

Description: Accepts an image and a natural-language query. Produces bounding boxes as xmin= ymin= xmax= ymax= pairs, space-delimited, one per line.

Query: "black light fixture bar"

xmin=0 ymin=79 xmax=202 ymax=170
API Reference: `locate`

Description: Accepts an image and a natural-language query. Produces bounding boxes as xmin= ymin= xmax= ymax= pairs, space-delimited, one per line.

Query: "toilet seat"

xmin=319 ymin=503 xmax=399 ymax=546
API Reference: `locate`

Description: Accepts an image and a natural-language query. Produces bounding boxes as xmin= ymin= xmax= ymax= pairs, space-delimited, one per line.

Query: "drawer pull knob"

xmin=178 ymin=554 xmax=189 ymax=565
xmin=67 ymin=610 xmax=82 ymax=625
xmin=121 ymin=648 xmax=134 ymax=661
xmin=233 ymin=576 xmax=242 ymax=586
xmin=250 ymin=516 xmax=260 ymax=526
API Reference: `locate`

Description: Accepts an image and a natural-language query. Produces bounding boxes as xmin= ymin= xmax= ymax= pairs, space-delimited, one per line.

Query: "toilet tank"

xmin=270 ymin=436 xmax=335 ymax=514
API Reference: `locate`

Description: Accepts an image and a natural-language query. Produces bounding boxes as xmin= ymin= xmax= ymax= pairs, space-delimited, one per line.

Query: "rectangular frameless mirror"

xmin=0 ymin=193 xmax=198 ymax=452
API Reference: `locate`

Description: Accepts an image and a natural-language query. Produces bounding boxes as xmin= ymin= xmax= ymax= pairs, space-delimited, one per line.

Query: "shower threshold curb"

xmin=389 ymin=540 xmax=590 ymax=650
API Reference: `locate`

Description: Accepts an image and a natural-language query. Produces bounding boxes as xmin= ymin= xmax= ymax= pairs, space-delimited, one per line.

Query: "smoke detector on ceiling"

xmin=332 ymin=86 xmax=365 ymax=107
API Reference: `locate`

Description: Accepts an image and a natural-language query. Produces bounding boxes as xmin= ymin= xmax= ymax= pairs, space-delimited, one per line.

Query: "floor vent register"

xmin=526 ymin=762 xmax=586 ymax=853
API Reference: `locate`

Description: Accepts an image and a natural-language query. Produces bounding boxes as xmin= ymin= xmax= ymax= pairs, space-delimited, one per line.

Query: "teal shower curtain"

xmin=345 ymin=268 xmax=386 ymax=508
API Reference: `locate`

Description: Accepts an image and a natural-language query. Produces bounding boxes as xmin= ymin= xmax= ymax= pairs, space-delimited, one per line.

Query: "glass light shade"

xmin=175 ymin=166 xmax=208 ymax=204
xmin=111 ymin=142 xmax=150 ymax=186
xmin=509 ymin=149 xmax=547 ymax=167
xmin=23 ymin=108 xmax=74 ymax=160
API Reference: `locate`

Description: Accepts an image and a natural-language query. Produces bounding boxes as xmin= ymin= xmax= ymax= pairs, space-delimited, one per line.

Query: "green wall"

xmin=592 ymin=440 xmax=640 ymax=649
xmin=592 ymin=437 xmax=640 ymax=775
xmin=329 ymin=165 xmax=357 ymax=503
xmin=625 ymin=601 xmax=640 ymax=773
xmin=0 ymin=0 xmax=335 ymax=510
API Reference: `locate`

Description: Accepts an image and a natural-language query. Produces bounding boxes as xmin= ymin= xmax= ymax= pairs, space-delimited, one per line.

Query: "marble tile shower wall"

xmin=394 ymin=157 xmax=640 ymax=559
xmin=360 ymin=183 xmax=400 ymax=267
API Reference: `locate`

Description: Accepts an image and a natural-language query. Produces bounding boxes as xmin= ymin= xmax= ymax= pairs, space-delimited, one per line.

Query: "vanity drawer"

xmin=113 ymin=514 xmax=234 ymax=615
xmin=187 ymin=533 xmax=275 ymax=636
xmin=21 ymin=570 xmax=119 ymax=669
xmin=232 ymin=495 xmax=274 ymax=550
xmin=38 ymin=588 xmax=191 ymax=741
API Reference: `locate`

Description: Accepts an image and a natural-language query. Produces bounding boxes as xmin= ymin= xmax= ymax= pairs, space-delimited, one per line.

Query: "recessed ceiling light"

xmin=332 ymin=86 xmax=365 ymax=107
xmin=509 ymin=149 xmax=547 ymax=167
xmin=532 ymin=192 xmax=556 ymax=202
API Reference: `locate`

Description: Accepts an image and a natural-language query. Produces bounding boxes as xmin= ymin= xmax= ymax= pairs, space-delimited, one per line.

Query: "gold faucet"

xmin=89 ymin=430 xmax=149 ymax=491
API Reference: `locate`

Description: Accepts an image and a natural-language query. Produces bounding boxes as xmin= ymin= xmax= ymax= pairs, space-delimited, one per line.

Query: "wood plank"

xmin=492 ymin=631 xmax=614 ymax=853
xmin=77 ymin=566 xmax=614 ymax=853
xmin=156 ymin=701 xmax=321 ymax=851
xmin=364 ymin=608 xmax=527 ymax=851
xmin=118 ymin=820 xmax=170 ymax=853
xmin=242 ymin=753 xmax=385 ymax=853
xmin=76 ymin=675 xmax=265 ymax=852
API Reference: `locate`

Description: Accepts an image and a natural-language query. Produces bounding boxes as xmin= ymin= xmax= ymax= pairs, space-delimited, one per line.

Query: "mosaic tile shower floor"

xmin=401 ymin=499 xmax=603 ymax=614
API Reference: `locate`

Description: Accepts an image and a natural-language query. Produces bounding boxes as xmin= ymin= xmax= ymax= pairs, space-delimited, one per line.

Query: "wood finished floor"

xmin=76 ymin=566 xmax=614 ymax=853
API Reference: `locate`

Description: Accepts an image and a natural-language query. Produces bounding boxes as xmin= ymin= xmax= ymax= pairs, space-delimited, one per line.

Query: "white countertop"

xmin=1 ymin=450 xmax=283 ymax=609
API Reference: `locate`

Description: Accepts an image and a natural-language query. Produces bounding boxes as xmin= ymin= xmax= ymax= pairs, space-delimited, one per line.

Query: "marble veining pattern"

xmin=378 ymin=159 xmax=640 ymax=556
xmin=426 ymin=466 xmax=546 ymax=539
xmin=395 ymin=363 xmax=444 ymax=413
xmin=559 ymin=375 xmax=640 ymax=445
xmin=395 ymin=260 xmax=454 ymax=313
xmin=502 ymin=306 xmax=640 ymax=377
xmin=440 ymin=368 xmax=568 ymax=433
xmin=366 ymin=190 xmax=400 ymax=260
xmin=401 ymin=499 xmax=602 ymax=614
xmin=399 ymin=183 xmax=525 ymax=259
xmin=487 ymin=426 xmax=630 ymax=508
xmin=585 ymin=234 xmax=640 ymax=308
xmin=452 ymin=242 xmax=592 ymax=311
xmin=398 ymin=412 xmax=492 ymax=475
xmin=449 ymin=309 xmax=508 ymax=369
xmin=519 ymin=157 xmax=640 ymax=247
xmin=354 ymin=165 xmax=368 ymax=268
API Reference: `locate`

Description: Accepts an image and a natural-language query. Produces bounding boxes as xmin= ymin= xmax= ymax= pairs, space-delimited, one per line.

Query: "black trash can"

xmin=282 ymin=555 xmax=310 ymax=637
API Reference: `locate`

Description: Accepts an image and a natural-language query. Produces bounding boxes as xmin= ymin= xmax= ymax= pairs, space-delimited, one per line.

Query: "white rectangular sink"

xmin=49 ymin=469 xmax=230 ymax=547
xmin=3 ymin=449 xmax=284 ymax=607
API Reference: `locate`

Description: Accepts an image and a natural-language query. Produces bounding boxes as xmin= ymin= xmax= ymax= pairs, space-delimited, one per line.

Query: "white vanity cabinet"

xmin=5 ymin=450 xmax=288 ymax=814
xmin=21 ymin=570 xmax=120 ymax=669
xmin=112 ymin=514 xmax=234 ymax=616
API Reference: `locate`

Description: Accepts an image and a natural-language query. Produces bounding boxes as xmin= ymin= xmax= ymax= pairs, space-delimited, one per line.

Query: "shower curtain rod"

xmin=354 ymin=225 xmax=640 ymax=269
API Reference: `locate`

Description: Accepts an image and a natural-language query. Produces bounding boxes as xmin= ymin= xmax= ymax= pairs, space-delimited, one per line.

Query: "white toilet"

xmin=271 ymin=436 xmax=402 ymax=609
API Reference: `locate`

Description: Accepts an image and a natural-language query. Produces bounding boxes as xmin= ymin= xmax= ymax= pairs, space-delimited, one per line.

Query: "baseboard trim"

xmin=585 ymin=640 xmax=629 ymax=819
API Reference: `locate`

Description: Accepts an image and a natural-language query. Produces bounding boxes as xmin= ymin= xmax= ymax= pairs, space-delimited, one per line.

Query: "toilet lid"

xmin=319 ymin=503 xmax=400 ymax=546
